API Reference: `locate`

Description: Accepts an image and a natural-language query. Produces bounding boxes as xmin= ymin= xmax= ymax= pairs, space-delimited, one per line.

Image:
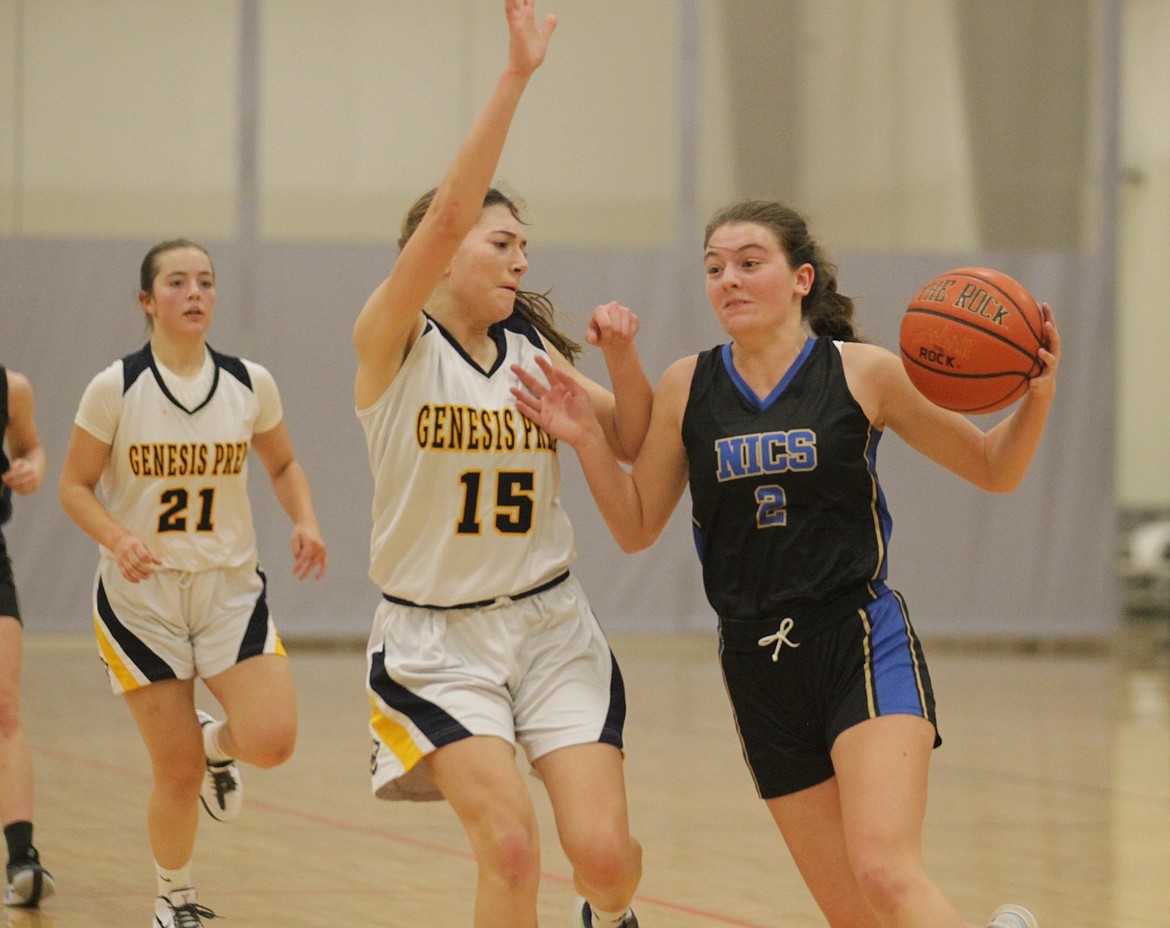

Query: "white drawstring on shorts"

xmin=758 ymin=617 xmax=799 ymax=661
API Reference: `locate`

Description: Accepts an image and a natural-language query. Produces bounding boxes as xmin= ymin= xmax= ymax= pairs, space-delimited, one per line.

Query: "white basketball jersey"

xmin=359 ymin=315 xmax=575 ymax=606
xmin=77 ymin=345 xmax=277 ymax=571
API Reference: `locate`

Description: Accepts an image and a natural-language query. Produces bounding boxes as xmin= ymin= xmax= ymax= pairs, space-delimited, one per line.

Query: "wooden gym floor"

xmin=8 ymin=624 xmax=1170 ymax=928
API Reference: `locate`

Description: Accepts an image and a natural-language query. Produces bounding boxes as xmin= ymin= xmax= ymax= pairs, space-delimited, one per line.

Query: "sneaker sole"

xmin=5 ymin=868 xmax=55 ymax=907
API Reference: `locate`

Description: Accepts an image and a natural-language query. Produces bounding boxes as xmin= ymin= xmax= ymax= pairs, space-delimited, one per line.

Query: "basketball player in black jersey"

xmin=512 ymin=199 xmax=1060 ymax=928
xmin=1 ymin=367 xmax=53 ymax=908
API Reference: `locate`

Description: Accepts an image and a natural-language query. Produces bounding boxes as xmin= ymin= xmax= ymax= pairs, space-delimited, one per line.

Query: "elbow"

xmin=615 ymin=527 xmax=656 ymax=554
xmin=979 ymin=473 xmax=1025 ymax=494
xmin=426 ymin=197 xmax=476 ymax=242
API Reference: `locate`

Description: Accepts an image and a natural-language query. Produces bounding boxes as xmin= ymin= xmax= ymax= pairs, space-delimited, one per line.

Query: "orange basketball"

xmin=899 ymin=267 xmax=1044 ymax=414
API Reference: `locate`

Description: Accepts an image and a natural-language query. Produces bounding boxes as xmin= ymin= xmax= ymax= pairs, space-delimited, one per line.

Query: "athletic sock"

xmin=156 ymin=861 xmax=193 ymax=898
xmin=202 ymin=719 xmax=233 ymax=763
xmin=587 ymin=903 xmax=633 ymax=928
xmin=3 ymin=820 xmax=34 ymax=863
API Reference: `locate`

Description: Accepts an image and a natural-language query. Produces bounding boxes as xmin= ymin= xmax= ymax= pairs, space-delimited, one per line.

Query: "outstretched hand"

xmin=506 ymin=0 xmax=557 ymax=77
xmin=511 ymin=355 xmax=599 ymax=447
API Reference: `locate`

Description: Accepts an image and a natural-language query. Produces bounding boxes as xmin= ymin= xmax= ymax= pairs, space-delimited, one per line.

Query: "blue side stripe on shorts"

xmin=236 ymin=566 xmax=271 ymax=661
xmin=367 ymin=647 xmax=471 ymax=746
xmin=95 ymin=577 xmax=176 ymax=682
xmin=867 ymin=592 xmax=927 ymax=717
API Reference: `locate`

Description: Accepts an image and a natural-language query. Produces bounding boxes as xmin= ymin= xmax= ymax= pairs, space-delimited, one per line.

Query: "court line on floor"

xmin=33 ymin=744 xmax=773 ymax=928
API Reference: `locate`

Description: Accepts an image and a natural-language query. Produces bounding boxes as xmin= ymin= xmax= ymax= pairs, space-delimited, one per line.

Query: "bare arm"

xmin=548 ymin=301 xmax=653 ymax=463
xmin=251 ymin=423 xmax=328 ymax=580
xmin=845 ymin=303 xmax=1061 ymax=492
xmin=353 ymin=0 xmax=557 ymax=408
xmin=513 ymin=354 xmax=693 ymax=551
xmin=2 ymin=371 xmax=46 ymax=496
xmin=59 ymin=425 xmax=162 ymax=583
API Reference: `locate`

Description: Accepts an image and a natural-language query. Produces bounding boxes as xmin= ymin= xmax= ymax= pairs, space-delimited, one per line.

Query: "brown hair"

xmin=139 ymin=238 xmax=213 ymax=294
xmin=399 ymin=188 xmax=582 ymax=361
xmin=703 ymin=200 xmax=861 ymax=342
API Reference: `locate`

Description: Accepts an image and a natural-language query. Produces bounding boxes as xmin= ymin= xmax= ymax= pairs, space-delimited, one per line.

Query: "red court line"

xmin=34 ymin=745 xmax=772 ymax=928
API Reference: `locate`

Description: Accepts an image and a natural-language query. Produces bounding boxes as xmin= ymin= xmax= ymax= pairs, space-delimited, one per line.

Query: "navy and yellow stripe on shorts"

xmin=94 ymin=577 xmax=174 ymax=692
xmin=93 ymin=568 xmax=279 ymax=693
xmin=719 ymin=584 xmax=939 ymax=799
xmin=367 ymin=645 xmax=471 ymax=775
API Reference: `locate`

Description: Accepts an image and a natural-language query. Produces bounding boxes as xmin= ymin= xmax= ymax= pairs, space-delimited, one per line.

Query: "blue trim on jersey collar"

xmin=721 ymin=337 xmax=816 ymax=411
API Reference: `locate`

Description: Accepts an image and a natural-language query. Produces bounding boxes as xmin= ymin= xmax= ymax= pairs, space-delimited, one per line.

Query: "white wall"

xmin=1119 ymin=0 xmax=1170 ymax=505
xmin=0 ymin=0 xmax=1149 ymax=638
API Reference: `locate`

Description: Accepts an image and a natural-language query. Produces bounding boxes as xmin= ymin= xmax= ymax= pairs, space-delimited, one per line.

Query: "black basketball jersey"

xmin=682 ymin=337 xmax=892 ymax=637
xmin=0 ymin=365 xmax=11 ymax=525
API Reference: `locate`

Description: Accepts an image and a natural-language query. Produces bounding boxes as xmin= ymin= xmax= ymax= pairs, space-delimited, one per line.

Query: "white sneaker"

xmin=154 ymin=886 xmax=218 ymax=927
xmin=988 ymin=904 xmax=1039 ymax=928
xmin=4 ymin=852 xmax=55 ymax=907
xmin=196 ymin=710 xmax=242 ymax=822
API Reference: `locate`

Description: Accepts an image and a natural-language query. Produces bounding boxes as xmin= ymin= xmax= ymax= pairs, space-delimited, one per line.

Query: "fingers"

xmin=510 ymin=361 xmax=548 ymax=397
xmin=587 ymin=301 xmax=640 ymax=347
xmin=506 ymin=0 xmax=556 ymax=73
xmin=292 ymin=529 xmax=328 ymax=581
xmin=512 ymin=390 xmax=541 ymax=423
xmin=114 ymin=536 xmax=161 ymax=584
xmin=1036 ymin=302 xmax=1060 ymax=375
xmin=1 ymin=461 xmax=40 ymax=495
xmin=510 ymin=358 xmax=562 ymax=424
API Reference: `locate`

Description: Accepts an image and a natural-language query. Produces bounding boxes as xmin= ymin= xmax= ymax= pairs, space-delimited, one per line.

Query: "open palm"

xmin=506 ymin=0 xmax=557 ymax=77
xmin=511 ymin=356 xmax=596 ymax=447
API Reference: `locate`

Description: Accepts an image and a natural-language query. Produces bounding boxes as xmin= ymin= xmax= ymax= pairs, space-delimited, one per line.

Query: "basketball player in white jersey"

xmin=59 ymin=239 xmax=328 ymax=928
xmin=354 ymin=4 xmax=648 ymax=927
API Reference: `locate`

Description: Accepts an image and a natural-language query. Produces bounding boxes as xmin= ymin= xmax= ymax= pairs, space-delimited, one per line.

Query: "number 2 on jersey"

xmin=756 ymin=484 xmax=788 ymax=527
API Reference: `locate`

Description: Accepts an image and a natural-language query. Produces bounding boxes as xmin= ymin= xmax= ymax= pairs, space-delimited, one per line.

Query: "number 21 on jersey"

xmin=158 ymin=486 xmax=216 ymax=533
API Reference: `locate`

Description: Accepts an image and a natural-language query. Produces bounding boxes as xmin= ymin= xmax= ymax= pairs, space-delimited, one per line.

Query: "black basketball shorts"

xmin=718 ymin=586 xmax=939 ymax=799
xmin=0 ymin=531 xmax=21 ymax=622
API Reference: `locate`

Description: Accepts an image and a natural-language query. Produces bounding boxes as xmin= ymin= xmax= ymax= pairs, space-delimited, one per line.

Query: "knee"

xmin=155 ymin=750 xmax=206 ymax=800
xmin=565 ymin=827 xmax=642 ymax=893
xmin=478 ymin=820 xmax=541 ymax=891
xmin=235 ymin=721 xmax=296 ymax=769
xmin=850 ymin=853 xmax=917 ymax=918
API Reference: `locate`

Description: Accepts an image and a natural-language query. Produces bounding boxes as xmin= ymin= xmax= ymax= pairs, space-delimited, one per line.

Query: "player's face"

xmin=704 ymin=222 xmax=811 ymax=336
xmin=448 ymin=204 xmax=529 ymax=322
xmin=141 ymin=247 xmax=217 ymax=339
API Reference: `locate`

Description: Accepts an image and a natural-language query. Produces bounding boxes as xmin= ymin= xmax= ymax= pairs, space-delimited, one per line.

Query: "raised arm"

xmin=548 ymin=301 xmax=653 ymax=463
xmin=513 ymin=354 xmax=692 ymax=551
xmin=353 ymin=0 xmax=557 ymax=408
